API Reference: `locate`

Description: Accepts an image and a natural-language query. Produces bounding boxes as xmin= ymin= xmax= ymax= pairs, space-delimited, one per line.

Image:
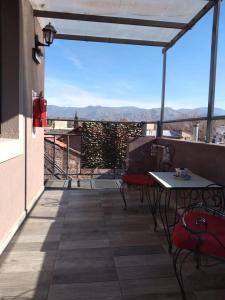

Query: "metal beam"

xmin=160 ymin=115 xmax=225 ymax=124
xmin=34 ymin=10 xmax=187 ymax=29
xmin=162 ymin=116 xmax=207 ymax=124
xmin=163 ymin=1 xmax=215 ymax=51
xmin=159 ymin=50 xmax=167 ymax=137
xmin=55 ymin=34 xmax=168 ymax=47
xmin=212 ymin=115 xmax=225 ymax=120
xmin=206 ymin=0 xmax=221 ymax=143
xmin=48 ymin=115 xmax=225 ymax=123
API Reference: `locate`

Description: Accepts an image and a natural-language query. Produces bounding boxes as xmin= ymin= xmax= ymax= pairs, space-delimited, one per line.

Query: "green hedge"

xmin=81 ymin=122 xmax=143 ymax=168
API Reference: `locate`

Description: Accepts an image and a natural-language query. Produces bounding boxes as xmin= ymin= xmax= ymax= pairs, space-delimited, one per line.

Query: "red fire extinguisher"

xmin=33 ymin=95 xmax=47 ymax=127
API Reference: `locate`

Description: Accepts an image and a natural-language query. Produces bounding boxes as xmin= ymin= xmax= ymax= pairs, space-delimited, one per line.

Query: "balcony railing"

xmin=44 ymin=120 xmax=155 ymax=180
xmin=44 ymin=117 xmax=225 ymax=181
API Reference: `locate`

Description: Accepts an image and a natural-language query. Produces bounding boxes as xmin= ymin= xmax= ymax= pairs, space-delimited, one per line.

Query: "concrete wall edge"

xmin=0 ymin=186 xmax=44 ymax=255
xmin=26 ymin=186 xmax=44 ymax=212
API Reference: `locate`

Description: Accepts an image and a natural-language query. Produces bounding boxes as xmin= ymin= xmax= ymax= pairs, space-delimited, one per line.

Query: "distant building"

xmin=145 ymin=126 xmax=191 ymax=140
xmin=181 ymin=131 xmax=192 ymax=141
xmin=144 ymin=123 xmax=156 ymax=136
xmin=48 ymin=114 xmax=83 ymax=130
xmin=47 ymin=119 xmax=70 ymax=129
xmin=212 ymin=125 xmax=225 ymax=144
xmin=54 ymin=120 xmax=68 ymax=129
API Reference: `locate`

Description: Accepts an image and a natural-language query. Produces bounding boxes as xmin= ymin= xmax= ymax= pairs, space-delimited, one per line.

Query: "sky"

xmin=45 ymin=3 xmax=225 ymax=112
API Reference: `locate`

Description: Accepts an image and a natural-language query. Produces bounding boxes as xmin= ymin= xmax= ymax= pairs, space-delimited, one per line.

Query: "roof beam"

xmin=33 ymin=10 xmax=187 ymax=29
xmin=163 ymin=1 xmax=215 ymax=52
xmin=55 ymin=34 xmax=168 ymax=47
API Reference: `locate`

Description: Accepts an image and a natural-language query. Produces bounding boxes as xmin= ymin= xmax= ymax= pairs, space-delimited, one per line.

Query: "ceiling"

xmin=30 ymin=0 xmax=215 ymax=50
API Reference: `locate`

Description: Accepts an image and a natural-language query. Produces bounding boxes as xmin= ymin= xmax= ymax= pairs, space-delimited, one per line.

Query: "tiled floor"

xmin=0 ymin=188 xmax=225 ymax=300
xmin=45 ymin=179 xmax=121 ymax=190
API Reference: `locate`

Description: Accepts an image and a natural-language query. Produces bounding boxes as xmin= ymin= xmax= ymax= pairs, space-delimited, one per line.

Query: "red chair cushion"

xmin=173 ymin=211 xmax=225 ymax=259
xmin=121 ymin=174 xmax=156 ymax=186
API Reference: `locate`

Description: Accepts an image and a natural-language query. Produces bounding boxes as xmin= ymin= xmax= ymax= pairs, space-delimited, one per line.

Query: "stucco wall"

xmin=157 ymin=138 xmax=225 ymax=186
xmin=127 ymin=136 xmax=156 ymax=174
xmin=126 ymin=136 xmax=225 ymax=186
xmin=0 ymin=0 xmax=44 ymax=253
xmin=20 ymin=0 xmax=44 ymax=208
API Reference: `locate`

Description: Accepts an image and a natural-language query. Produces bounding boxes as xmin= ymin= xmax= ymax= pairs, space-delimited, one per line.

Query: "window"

xmin=0 ymin=1 xmax=23 ymax=163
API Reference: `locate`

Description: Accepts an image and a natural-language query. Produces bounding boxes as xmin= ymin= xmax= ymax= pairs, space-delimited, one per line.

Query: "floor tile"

xmin=59 ymin=239 xmax=110 ymax=250
xmin=47 ymin=281 xmax=122 ymax=300
xmin=114 ymin=254 xmax=171 ymax=268
xmin=116 ymin=264 xmax=174 ymax=280
xmin=120 ymin=278 xmax=179 ymax=296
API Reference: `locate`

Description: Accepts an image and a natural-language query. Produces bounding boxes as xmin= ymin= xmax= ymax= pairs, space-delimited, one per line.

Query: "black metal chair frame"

xmin=157 ymin=183 xmax=225 ymax=253
xmin=120 ymin=180 xmax=147 ymax=210
xmin=173 ymin=201 xmax=225 ymax=300
xmin=119 ymin=142 xmax=175 ymax=210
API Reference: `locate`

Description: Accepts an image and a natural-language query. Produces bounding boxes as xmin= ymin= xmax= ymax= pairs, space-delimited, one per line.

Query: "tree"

xmin=74 ymin=111 xmax=79 ymax=129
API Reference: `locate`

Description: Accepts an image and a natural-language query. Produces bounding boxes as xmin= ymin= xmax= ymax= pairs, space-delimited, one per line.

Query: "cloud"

xmin=56 ymin=43 xmax=85 ymax=70
xmin=46 ymin=77 xmax=220 ymax=110
xmin=45 ymin=77 xmax=160 ymax=108
xmin=67 ymin=56 xmax=84 ymax=70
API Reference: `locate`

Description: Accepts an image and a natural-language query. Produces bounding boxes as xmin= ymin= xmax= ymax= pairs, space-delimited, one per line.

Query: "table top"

xmin=149 ymin=171 xmax=216 ymax=189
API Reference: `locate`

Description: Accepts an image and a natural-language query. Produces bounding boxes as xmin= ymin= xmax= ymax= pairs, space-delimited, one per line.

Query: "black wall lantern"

xmin=33 ymin=22 xmax=57 ymax=64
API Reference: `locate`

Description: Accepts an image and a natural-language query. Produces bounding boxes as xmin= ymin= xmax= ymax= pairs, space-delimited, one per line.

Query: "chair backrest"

xmin=123 ymin=139 xmax=175 ymax=174
xmin=151 ymin=143 xmax=175 ymax=171
xmin=124 ymin=137 xmax=157 ymax=174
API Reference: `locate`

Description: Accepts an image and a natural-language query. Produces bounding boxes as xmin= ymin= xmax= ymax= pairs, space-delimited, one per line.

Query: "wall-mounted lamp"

xmin=33 ymin=22 xmax=57 ymax=64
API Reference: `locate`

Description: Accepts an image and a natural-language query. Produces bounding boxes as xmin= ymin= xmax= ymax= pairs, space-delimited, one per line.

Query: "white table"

xmin=149 ymin=171 xmax=216 ymax=190
xmin=148 ymin=171 xmax=222 ymax=252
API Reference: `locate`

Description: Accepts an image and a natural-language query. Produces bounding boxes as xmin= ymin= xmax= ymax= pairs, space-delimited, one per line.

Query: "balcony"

xmin=1 ymin=132 xmax=225 ymax=299
xmin=1 ymin=1 xmax=225 ymax=299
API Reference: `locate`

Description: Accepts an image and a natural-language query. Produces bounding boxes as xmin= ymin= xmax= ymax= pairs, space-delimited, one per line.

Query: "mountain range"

xmin=48 ymin=105 xmax=225 ymax=122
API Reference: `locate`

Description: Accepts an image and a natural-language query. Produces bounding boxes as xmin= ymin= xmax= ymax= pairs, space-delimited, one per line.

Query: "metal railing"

xmin=162 ymin=115 xmax=225 ymax=124
xmin=44 ymin=153 xmax=72 ymax=179
xmin=44 ymin=117 xmax=225 ymax=180
xmin=44 ymin=133 xmax=80 ymax=179
xmin=44 ymin=120 xmax=153 ymax=179
xmin=161 ymin=115 xmax=225 ymax=144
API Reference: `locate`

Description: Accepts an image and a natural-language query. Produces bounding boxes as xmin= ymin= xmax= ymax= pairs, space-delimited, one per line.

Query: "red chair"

xmin=120 ymin=174 xmax=158 ymax=229
xmin=120 ymin=142 xmax=175 ymax=208
xmin=120 ymin=143 xmax=175 ymax=231
xmin=172 ymin=201 xmax=225 ymax=300
xmin=120 ymin=174 xmax=156 ymax=206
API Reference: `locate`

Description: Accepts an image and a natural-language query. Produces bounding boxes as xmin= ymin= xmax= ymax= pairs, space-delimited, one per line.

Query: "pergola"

xmin=30 ymin=0 xmax=222 ymax=142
